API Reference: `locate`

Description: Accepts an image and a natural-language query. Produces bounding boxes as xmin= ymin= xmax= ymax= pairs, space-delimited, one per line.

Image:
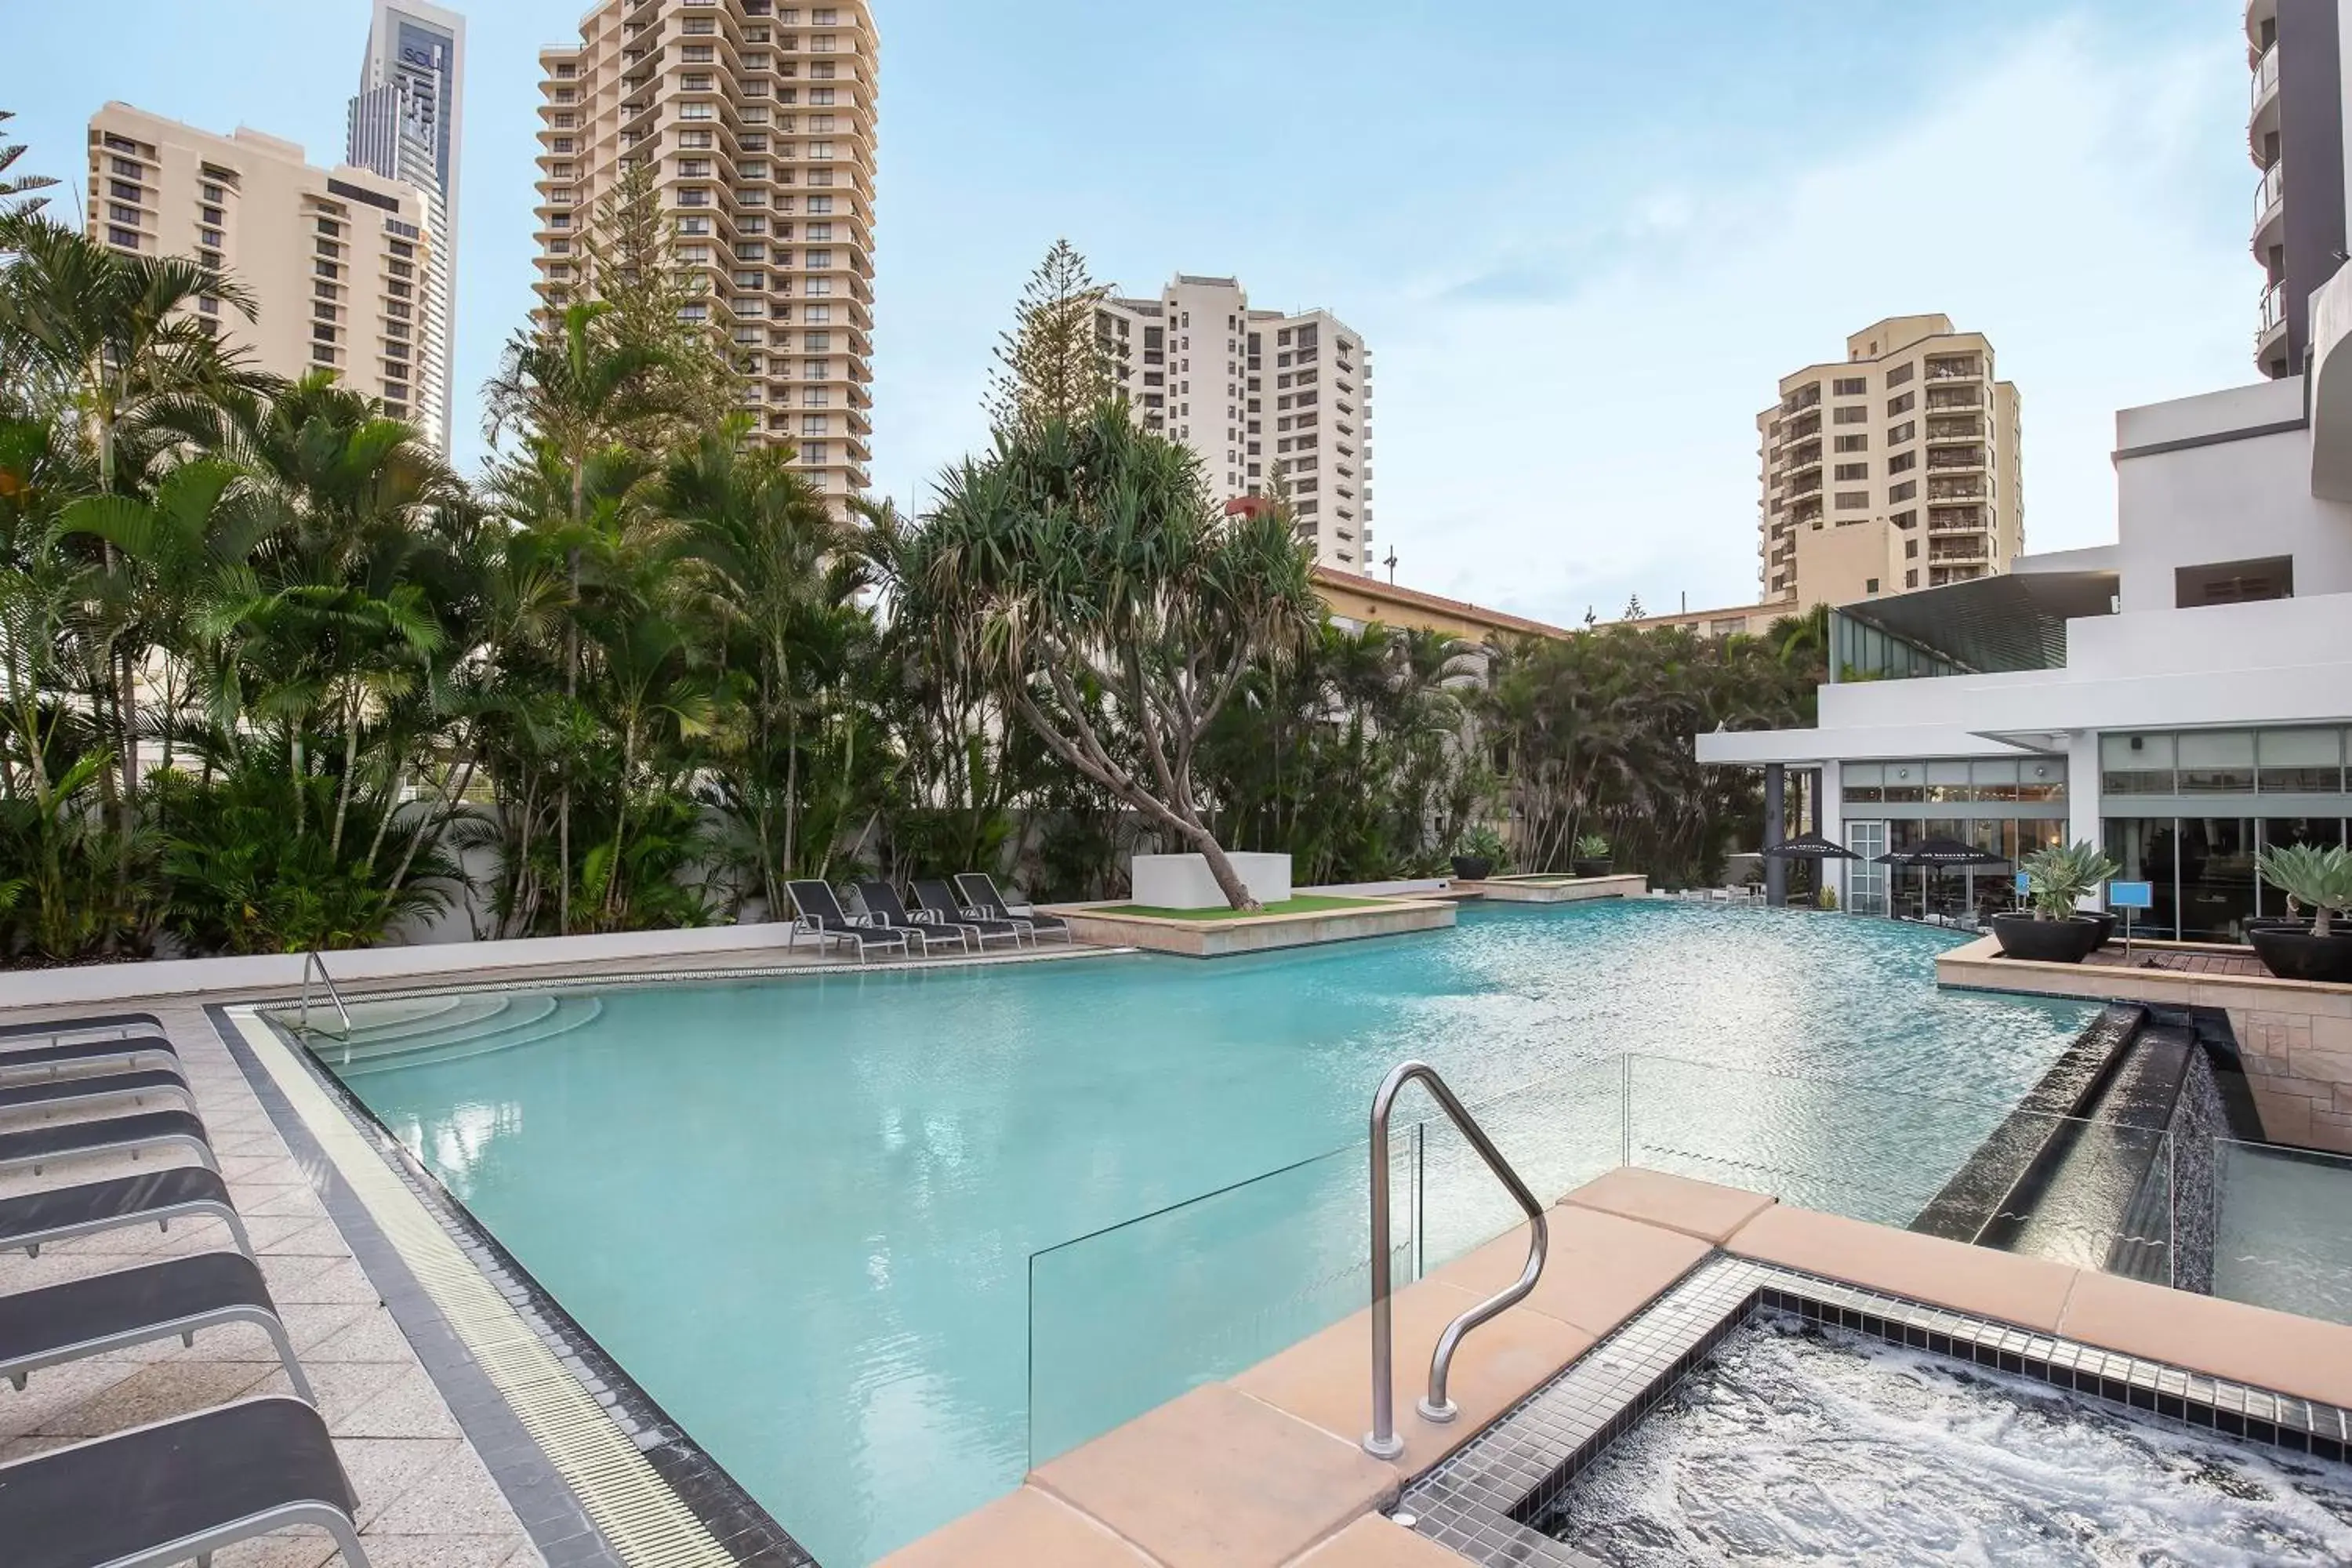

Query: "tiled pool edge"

xmin=1403 ymin=1255 xmax=2352 ymax=1565
xmin=218 ymin=1004 xmax=814 ymax=1568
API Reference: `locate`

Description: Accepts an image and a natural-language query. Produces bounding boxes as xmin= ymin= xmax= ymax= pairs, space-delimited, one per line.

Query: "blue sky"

xmin=8 ymin=1 xmax=2258 ymax=622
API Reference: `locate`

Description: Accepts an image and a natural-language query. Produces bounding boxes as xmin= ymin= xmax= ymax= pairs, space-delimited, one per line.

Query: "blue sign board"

xmin=2108 ymin=880 xmax=2154 ymax=909
xmin=2015 ymin=871 xmax=2031 ymax=895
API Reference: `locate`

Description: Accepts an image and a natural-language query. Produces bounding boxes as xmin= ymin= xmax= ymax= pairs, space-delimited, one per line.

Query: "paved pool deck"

xmin=883 ymin=1165 xmax=2352 ymax=1567
xmin=1 ymin=997 xmax=554 ymax=1568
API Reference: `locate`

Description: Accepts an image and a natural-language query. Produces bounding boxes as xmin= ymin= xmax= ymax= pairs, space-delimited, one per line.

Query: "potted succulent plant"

xmin=1991 ymin=840 xmax=2117 ymax=964
xmin=2249 ymin=844 xmax=2352 ymax=984
xmin=1572 ymin=833 xmax=1613 ymax=878
xmin=1450 ymin=825 xmax=1508 ymax=884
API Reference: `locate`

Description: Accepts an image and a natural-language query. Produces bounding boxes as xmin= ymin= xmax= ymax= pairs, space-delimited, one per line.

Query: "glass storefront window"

xmin=2178 ymin=818 xmax=2256 ymax=941
xmin=2179 ymin=732 xmax=2256 ymax=795
xmin=2105 ymin=818 xmax=2180 ymax=939
xmin=1842 ymin=762 xmax=1883 ymax=805
xmin=1882 ymin=763 xmax=1923 ymax=804
xmin=2256 ymin=729 xmax=2346 ymax=794
xmin=2101 ymin=733 xmax=2175 ymax=794
xmin=2018 ymin=757 xmax=2067 ymax=801
xmin=1926 ymin=761 xmax=1973 ymax=804
xmin=1972 ymin=759 xmax=2020 ymax=803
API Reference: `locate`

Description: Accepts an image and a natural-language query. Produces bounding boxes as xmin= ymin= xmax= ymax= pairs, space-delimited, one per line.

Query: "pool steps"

xmin=311 ymin=995 xmax=606 ymax=1075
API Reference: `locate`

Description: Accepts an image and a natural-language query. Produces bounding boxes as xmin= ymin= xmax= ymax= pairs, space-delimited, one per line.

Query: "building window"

xmin=1889 ymin=451 xmax=1917 ymax=474
xmin=1833 ymin=434 xmax=1867 ymax=453
xmin=1865 ymin=578 xmax=1880 ymax=593
xmin=1835 ymin=491 xmax=1869 ymax=509
xmin=105 ymin=226 xmax=140 ymax=249
xmin=1886 ymin=362 xmax=1915 ymax=387
xmin=1833 ymin=376 xmax=1867 ymax=396
xmin=1831 ymin=406 xmax=1868 ymax=425
xmin=1889 ymin=481 xmax=1917 ymax=502
xmin=1833 ymin=463 xmax=1867 ymax=481
xmin=1888 ymin=420 xmax=1916 ymax=445
xmin=1887 ymin=392 xmax=1915 ymax=416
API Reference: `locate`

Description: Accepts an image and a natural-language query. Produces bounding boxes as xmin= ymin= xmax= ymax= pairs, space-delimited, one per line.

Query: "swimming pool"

xmin=313 ymin=901 xmax=2096 ymax=1564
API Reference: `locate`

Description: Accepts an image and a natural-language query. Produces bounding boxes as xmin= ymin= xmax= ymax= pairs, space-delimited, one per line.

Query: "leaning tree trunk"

xmin=1184 ymin=822 xmax=1260 ymax=912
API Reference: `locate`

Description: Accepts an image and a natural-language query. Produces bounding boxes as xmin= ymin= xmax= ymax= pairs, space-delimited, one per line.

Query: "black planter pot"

xmin=1450 ymin=856 xmax=1494 ymax=882
xmin=2249 ymin=926 xmax=2352 ymax=985
xmin=1991 ymin=913 xmax=2106 ymax=964
xmin=2087 ymin=912 xmax=2117 ymax=948
xmin=1573 ymin=858 xmax=1613 ymax=879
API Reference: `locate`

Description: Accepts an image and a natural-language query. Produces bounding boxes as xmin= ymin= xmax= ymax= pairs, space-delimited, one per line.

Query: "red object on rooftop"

xmin=1225 ymin=495 xmax=1275 ymax=519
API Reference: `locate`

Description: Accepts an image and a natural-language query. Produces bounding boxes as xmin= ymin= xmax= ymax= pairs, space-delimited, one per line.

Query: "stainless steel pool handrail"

xmin=299 ymin=951 xmax=354 ymax=1041
xmin=1363 ymin=1060 xmax=1548 ymax=1459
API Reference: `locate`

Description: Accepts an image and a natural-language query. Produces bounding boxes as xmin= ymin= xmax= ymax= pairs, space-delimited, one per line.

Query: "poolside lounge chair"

xmin=0 ymin=1013 xmax=166 ymax=1048
xmin=855 ymin=880 xmax=963 ymax=953
xmin=0 ymin=1396 xmax=371 ymax=1568
xmin=0 ymin=1109 xmax=216 ymax=1178
xmin=955 ymin=873 xmax=1074 ymax=943
xmin=785 ymin=880 xmax=910 ymax=963
xmin=0 ymin=1034 xmax=179 ymax=1080
xmin=0 ymin=1068 xmax=196 ymax=1120
xmin=2 ymin=1251 xmax=312 ymax=1401
xmin=909 ymin=881 xmax=1029 ymax=949
xmin=0 ymin=1166 xmax=253 ymax=1260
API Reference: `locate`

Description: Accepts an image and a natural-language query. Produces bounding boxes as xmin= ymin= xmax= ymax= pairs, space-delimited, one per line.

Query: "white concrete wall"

xmin=2114 ymin=426 xmax=2352 ymax=608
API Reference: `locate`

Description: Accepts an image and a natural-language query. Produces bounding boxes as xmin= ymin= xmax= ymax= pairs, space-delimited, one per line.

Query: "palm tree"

xmin=0 ymin=110 xmax=56 ymax=218
xmin=0 ymin=212 xmax=270 ymax=804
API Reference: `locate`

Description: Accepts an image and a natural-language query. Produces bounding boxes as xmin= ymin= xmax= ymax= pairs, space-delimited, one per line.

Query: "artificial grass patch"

xmin=1090 ymin=895 xmax=1388 ymax=922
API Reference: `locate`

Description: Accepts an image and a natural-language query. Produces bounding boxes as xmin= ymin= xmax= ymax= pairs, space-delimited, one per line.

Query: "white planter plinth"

xmin=1130 ymin=852 xmax=1293 ymax=909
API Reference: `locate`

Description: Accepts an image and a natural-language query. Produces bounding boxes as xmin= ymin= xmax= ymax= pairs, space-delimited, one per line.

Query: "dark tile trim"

xmin=212 ymin=1004 xmax=818 ymax=1568
xmin=1397 ymin=1254 xmax=2352 ymax=1566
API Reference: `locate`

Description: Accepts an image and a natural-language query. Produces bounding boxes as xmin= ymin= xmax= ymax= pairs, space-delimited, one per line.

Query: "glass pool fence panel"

xmin=2211 ymin=1138 xmax=2352 ymax=1327
xmin=1025 ymin=1058 xmax=1625 ymax=1469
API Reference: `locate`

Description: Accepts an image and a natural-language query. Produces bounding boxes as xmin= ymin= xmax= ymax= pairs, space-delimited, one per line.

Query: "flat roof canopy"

xmin=1835 ymin=569 xmax=2118 ymax=675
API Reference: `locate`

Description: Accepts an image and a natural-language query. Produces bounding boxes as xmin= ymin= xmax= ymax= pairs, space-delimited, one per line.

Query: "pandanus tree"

xmin=892 ymin=401 xmax=1319 ymax=909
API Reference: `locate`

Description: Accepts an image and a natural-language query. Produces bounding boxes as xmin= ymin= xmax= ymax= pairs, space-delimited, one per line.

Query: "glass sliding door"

xmin=2179 ymin=818 xmax=2257 ymax=942
xmin=2105 ymin=818 xmax=2180 ymax=940
xmin=1846 ymin=820 xmax=1886 ymax=916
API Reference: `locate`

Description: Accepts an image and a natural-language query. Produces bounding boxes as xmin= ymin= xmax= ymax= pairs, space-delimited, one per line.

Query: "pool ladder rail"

xmin=299 ymin=950 xmax=354 ymax=1041
xmin=1363 ymin=1060 xmax=1549 ymax=1460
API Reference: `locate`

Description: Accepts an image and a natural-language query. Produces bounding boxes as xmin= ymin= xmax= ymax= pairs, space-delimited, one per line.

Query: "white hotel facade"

xmin=1704 ymin=2 xmax=2352 ymax=938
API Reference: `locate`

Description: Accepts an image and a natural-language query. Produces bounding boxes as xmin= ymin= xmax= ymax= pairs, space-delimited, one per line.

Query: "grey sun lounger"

xmin=0 ymin=1068 xmax=195 ymax=1120
xmin=910 ymin=880 xmax=1029 ymax=949
xmin=853 ymin=880 xmax=960 ymax=954
xmin=0 ymin=1013 xmax=166 ymax=1047
xmin=0 ymin=1110 xmax=216 ymax=1178
xmin=0 ymin=1034 xmax=179 ymax=1079
xmin=0 ymin=1395 xmax=370 ymax=1568
xmin=0 ymin=1166 xmax=253 ymax=1260
xmin=786 ymin=880 xmax=911 ymax=963
xmin=956 ymin=873 xmax=1075 ymax=942
xmin=2 ymin=1250 xmax=311 ymax=1401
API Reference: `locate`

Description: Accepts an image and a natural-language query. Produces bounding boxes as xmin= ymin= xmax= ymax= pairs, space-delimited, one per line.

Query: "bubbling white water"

xmin=1543 ymin=1319 xmax=2352 ymax=1566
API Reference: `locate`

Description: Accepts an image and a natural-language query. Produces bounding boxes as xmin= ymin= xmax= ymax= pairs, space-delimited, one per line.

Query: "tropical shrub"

xmin=2256 ymin=843 xmax=2352 ymax=936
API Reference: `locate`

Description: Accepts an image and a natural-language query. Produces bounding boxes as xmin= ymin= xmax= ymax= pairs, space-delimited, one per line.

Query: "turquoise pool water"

xmin=319 ymin=902 xmax=2096 ymax=1565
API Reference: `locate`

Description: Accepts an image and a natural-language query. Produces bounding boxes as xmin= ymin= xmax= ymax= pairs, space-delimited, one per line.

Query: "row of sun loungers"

xmin=786 ymin=873 xmax=1075 ymax=963
xmin=0 ymin=1012 xmax=373 ymax=1568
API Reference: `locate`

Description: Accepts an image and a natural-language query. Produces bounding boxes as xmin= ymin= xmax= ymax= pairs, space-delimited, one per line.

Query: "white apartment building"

xmin=2247 ymin=0 xmax=2350 ymax=379
xmin=1096 ymin=275 xmax=1376 ymax=574
xmin=1758 ymin=314 xmax=2023 ymax=610
xmin=534 ymin=0 xmax=878 ymax=506
xmin=347 ymin=0 xmax=465 ymax=454
xmin=85 ymin=105 xmax=444 ymax=443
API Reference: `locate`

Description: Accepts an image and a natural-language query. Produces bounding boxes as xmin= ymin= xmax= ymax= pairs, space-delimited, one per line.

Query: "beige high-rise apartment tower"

xmin=1095 ymin=275 xmax=1376 ymax=574
xmin=86 ymin=104 xmax=445 ymax=447
xmin=1757 ymin=314 xmax=2021 ymax=608
xmin=533 ymin=0 xmax=878 ymax=506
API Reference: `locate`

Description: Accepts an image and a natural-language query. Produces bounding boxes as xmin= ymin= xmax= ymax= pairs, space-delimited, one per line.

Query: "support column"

xmin=2067 ymin=731 xmax=2104 ymax=909
xmin=1764 ymin=764 xmax=1788 ymax=907
xmin=1819 ymin=761 xmax=1845 ymax=912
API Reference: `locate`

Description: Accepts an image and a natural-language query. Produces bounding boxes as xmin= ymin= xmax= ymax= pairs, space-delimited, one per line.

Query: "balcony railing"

xmin=1924 ymin=358 xmax=1982 ymax=380
xmin=2260 ymin=277 xmax=2288 ymax=336
xmin=1925 ymin=387 xmax=1982 ymax=410
xmin=1926 ymin=478 xmax=1986 ymax=502
xmin=2256 ymin=159 xmax=2285 ymax=224
xmin=1926 ymin=447 xmax=1986 ymax=470
xmin=2252 ymin=43 xmax=2280 ymax=112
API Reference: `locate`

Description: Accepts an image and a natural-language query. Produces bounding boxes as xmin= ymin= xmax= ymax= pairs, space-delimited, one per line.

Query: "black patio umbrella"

xmin=1761 ymin=831 xmax=1860 ymax=860
xmin=1874 ymin=837 xmax=2009 ymax=918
